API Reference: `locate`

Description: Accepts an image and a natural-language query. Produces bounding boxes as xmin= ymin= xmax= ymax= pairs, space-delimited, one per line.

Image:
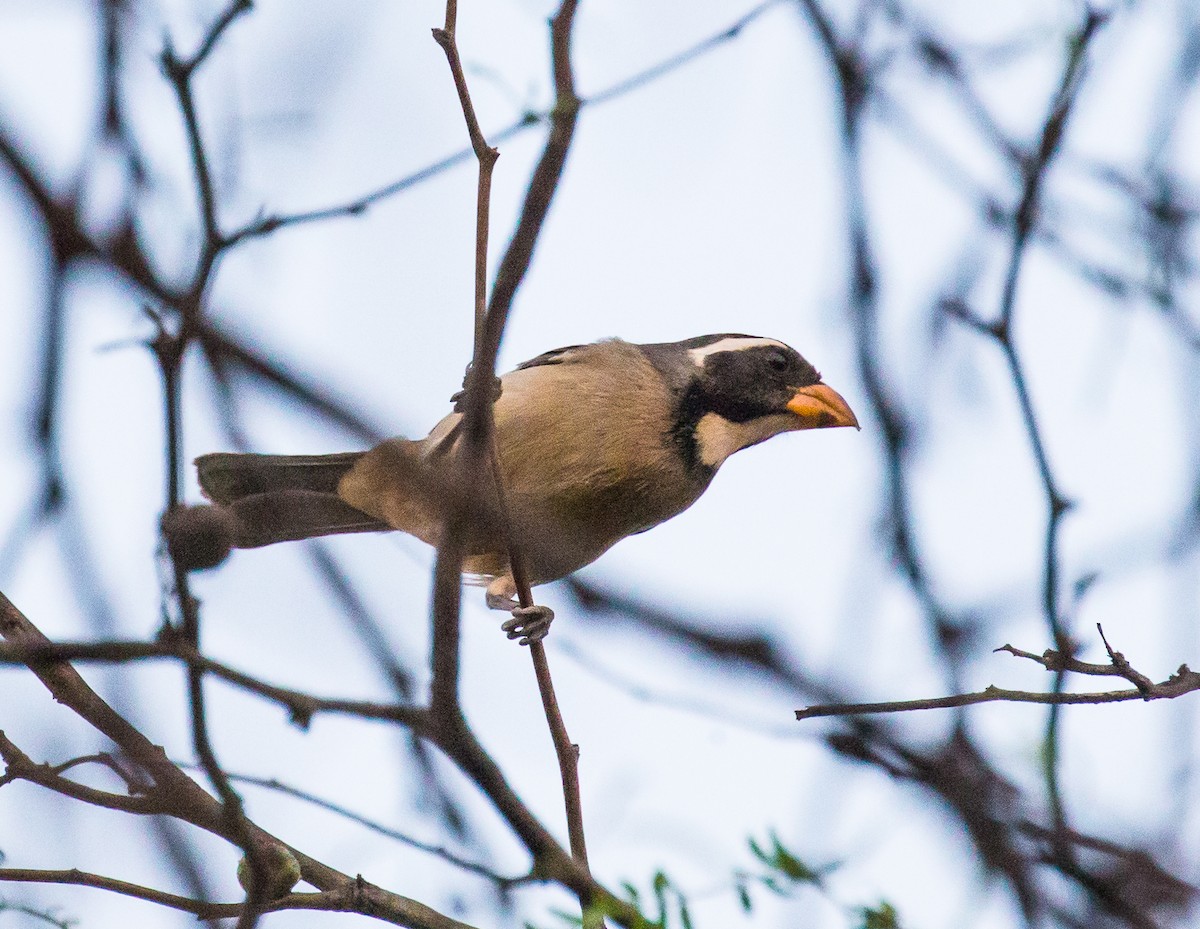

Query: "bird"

xmin=195 ymin=334 xmax=859 ymax=643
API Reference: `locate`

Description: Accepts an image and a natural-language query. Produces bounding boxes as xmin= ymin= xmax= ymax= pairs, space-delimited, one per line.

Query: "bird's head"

xmin=645 ymin=334 xmax=859 ymax=471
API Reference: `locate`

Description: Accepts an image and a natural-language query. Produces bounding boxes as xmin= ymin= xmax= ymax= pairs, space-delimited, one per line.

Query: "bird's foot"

xmin=485 ymin=578 xmax=553 ymax=645
xmin=449 ymin=364 xmax=503 ymax=408
xmin=501 ymin=605 xmax=555 ymax=646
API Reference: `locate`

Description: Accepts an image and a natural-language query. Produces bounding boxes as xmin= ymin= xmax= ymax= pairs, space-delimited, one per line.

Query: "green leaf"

xmin=735 ymin=877 xmax=753 ymax=913
xmin=858 ymin=901 xmax=900 ymax=929
xmin=773 ymin=844 xmax=820 ymax=883
xmin=650 ymin=871 xmax=670 ymax=921
xmin=747 ymin=830 xmax=827 ymax=892
xmin=548 ymin=907 xmax=584 ymax=927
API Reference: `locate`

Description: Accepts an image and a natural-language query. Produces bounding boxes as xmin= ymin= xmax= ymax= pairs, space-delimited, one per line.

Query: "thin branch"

xmin=0 ymin=868 xmax=241 ymax=919
xmin=481 ymin=0 xmax=592 ymax=876
xmin=305 ymin=544 xmax=476 ymax=842
xmin=0 ymin=590 xmax=373 ymax=889
xmin=796 ymin=676 xmax=1200 ymax=720
xmin=427 ymin=0 xmax=500 ymax=719
xmin=0 ymin=590 xmax=477 ymax=927
xmin=527 ymin=640 xmax=588 ymax=866
xmin=0 ymin=870 xmax=483 ymax=928
xmin=588 ymin=0 xmax=780 ymax=106
xmin=797 ymin=629 xmax=1200 ymax=720
xmin=187 ymin=765 xmax=525 ymax=888
xmin=431 ymin=716 xmax=643 ymax=927
xmin=157 ymin=9 xmax=269 ymax=920
xmin=179 ymin=0 xmax=254 ymax=79
xmin=160 ymin=0 xmax=252 ymax=257
xmin=220 ymin=1 xmax=777 ymax=246
xmin=996 ymin=9 xmax=1107 ymax=335
xmin=423 ymin=6 xmax=634 ymax=925
xmin=795 ymin=0 xmax=977 ymax=698
xmin=49 ymin=751 xmax=144 ymax=786
xmin=0 ymin=637 xmax=428 ymax=729
xmin=942 ymin=7 xmax=1107 ymax=850
xmin=0 ymin=732 xmax=162 ymax=815
xmin=197 ymin=320 xmax=387 ymax=444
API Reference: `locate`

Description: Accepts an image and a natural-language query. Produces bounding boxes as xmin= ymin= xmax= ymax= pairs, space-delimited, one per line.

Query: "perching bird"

xmin=195 ymin=334 xmax=858 ymax=642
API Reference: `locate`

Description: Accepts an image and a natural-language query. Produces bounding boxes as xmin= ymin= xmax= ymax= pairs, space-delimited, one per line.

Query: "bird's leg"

xmin=485 ymin=575 xmax=554 ymax=646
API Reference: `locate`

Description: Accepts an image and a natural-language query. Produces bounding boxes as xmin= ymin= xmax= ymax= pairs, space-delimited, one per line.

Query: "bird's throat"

xmin=692 ymin=411 xmax=799 ymax=468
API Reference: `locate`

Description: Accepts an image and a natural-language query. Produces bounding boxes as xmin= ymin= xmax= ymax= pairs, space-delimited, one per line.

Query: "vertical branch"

xmin=796 ymin=0 xmax=971 ymax=702
xmin=160 ymin=0 xmax=251 ymax=259
xmin=527 ymin=643 xmax=587 ymax=865
xmin=432 ymin=0 xmax=497 ymax=356
xmin=429 ymin=0 xmax=593 ymax=896
xmin=796 ymin=0 xmax=1038 ymax=917
xmin=488 ymin=0 xmax=588 ymax=870
xmin=974 ymin=8 xmax=1105 ymax=844
xmin=429 ymin=521 xmax=467 ymax=717
xmin=428 ymin=5 xmax=500 ymax=721
xmin=156 ymin=3 xmax=270 ymax=925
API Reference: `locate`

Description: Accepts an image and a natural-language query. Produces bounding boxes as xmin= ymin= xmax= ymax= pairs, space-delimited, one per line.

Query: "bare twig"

xmin=160 ymin=0 xmax=252 ymax=258
xmin=941 ymin=7 xmax=1107 ymax=848
xmin=795 ymin=0 xmax=976 ymax=702
xmin=220 ymin=1 xmax=779 ymax=246
xmin=184 ymin=765 xmax=525 ymax=888
xmin=428 ymin=0 xmax=595 ymax=900
xmin=156 ymin=6 xmax=273 ymax=921
xmin=0 ymin=869 xmax=483 ymax=928
xmin=796 ymin=674 xmax=1200 ymax=719
xmin=427 ymin=0 xmax=501 ymax=722
xmin=0 ymin=732 xmax=162 ymax=815
xmin=197 ymin=320 xmax=387 ymax=444
xmin=484 ymin=0 xmax=591 ymax=875
xmin=0 ymin=589 xmax=484 ymax=928
xmin=0 ymin=636 xmax=427 ymax=729
xmin=0 ymin=868 xmax=252 ymax=920
xmin=0 ymin=590 xmax=338 ymax=878
xmin=797 ymin=627 xmax=1200 ymax=720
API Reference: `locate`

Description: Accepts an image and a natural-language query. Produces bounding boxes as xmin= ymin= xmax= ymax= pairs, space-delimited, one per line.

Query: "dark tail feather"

xmin=195 ymin=452 xmax=388 ymax=548
xmin=196 ymin=452 xmax=365 ymax=503
xmin=227 ymin=489 xmax=386 ymax=547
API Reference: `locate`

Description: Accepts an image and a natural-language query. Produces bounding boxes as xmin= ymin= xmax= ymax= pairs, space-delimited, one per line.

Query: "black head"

xmin=684 ymin=335 xmax=821 ymax=419
xmin=639 ymin=334 xmax=857 ymax=472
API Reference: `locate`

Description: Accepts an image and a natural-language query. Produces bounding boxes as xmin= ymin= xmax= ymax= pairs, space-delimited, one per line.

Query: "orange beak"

xmin=785 ymin=383 xmax=860 ymax=431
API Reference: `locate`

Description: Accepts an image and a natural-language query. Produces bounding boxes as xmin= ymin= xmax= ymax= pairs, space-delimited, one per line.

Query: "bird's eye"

xmin=767 ymin=350 xmax=789 ymax=372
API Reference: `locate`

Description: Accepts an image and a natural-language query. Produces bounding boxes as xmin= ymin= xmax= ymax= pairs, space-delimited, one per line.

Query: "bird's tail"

xmin=195 ymin=452 xmax=388 ymax=548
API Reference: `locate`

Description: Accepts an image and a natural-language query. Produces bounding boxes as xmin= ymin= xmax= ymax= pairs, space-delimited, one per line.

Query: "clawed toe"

xmin=501 ymin=605 xmax=554 ymax=646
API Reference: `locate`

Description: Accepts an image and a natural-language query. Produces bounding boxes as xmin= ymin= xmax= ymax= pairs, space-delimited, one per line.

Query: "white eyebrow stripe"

xmin=687 ymin=337 xmax=787 ymax=366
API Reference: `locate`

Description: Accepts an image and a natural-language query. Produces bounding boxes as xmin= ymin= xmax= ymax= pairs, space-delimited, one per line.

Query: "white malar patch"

xmin=687 ymin=336 xmax=787 ymax=367
xmin=694 ymin=411 xmax=799 ymax=468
